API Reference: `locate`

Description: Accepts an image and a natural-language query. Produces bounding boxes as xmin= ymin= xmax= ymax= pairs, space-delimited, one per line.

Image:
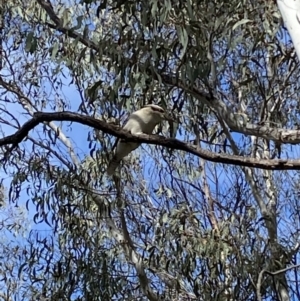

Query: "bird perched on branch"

xmin=107 ymin=104 xmax=169 ymax=175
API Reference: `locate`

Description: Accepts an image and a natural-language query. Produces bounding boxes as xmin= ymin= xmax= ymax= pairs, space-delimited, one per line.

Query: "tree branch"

xmin=256 ymin=264 xmax=300 ymax=301
xmin=37 ymin=0 xmax=99 ymax=51
xmin=1 ymin=111 xmax=300 ymax=170
xmin=90 ymin=193 xmax=159 ymax=301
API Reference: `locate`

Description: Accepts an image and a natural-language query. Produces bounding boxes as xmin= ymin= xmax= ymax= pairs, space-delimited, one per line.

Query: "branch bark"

xmin=1 ymin=111 xmax=300 ymax=170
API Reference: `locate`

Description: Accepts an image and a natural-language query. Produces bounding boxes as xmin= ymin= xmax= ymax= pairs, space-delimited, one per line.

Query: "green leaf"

xmin=51 ymin=42 xmax=59 ymax=60
xmin=72 ymin=15 xmax=84 ymax=30
xmin=25 ymin=32 xmax=37 ymax=54
xmin=232 ymin=19 xmax=252 ymax=31
xmin=177 ymin=26 xmax=189 ymax=58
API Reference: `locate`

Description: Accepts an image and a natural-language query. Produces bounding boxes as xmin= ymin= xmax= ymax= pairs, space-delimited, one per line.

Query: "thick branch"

xmin=1 ymin=111 xmax=300 ymax=170
xmin=160 ymin=73 xmax=300 ymax=144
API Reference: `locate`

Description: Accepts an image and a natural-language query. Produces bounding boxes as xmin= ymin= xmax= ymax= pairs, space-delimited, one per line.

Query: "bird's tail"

xmin=107 ymin=157 xmax=120 ymax=176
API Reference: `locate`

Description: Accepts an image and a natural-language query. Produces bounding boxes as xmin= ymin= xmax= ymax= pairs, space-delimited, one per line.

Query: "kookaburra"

xmin=107 ymin=104 xmax=168 ymax=175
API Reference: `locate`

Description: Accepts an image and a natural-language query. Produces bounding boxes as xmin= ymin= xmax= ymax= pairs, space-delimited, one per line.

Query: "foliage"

xmin=0 ymin=0 xmax=300 ymax=300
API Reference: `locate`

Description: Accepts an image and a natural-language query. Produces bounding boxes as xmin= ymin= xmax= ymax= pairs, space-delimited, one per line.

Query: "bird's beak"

xmin=164 ymin=112 xmax=175 ymax=122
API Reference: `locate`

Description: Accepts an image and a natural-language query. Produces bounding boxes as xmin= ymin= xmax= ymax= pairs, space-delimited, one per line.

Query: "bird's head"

xmin=142 ymin=104 xmax=173 ymax=122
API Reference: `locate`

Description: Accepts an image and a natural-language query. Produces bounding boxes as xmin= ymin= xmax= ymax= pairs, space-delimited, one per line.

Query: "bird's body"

xmin=107 ymin=104 xmax=166 ymax=175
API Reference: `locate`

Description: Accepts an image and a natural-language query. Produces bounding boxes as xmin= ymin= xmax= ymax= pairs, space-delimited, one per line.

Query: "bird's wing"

xmin=110 ymin=112 xmax=131 ymax=151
